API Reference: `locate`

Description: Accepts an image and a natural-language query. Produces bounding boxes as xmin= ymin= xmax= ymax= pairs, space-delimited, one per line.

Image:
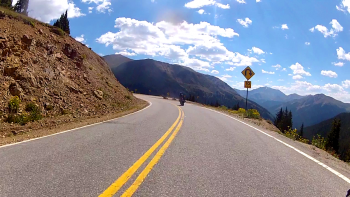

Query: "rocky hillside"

xmin=0 ymin=9 xmax=144 ymax=135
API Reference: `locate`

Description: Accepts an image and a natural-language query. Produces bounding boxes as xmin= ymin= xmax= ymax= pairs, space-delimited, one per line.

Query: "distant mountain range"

xmin=235 ymin=87 xmax=350 ymax=129
xmin=304 ymin=113 xmax=350 ymax=159
xmin=103 ymin=55 xmax=274 ymax=120
xmin=234 ymin=87 xmax=304 ymax=109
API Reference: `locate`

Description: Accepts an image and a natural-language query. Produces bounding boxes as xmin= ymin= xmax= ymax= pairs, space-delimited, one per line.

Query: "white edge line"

xmin=202 ymin=106 xmax=350 ymax=184
xmin=0 ymin=101 xmax=152 ymax=149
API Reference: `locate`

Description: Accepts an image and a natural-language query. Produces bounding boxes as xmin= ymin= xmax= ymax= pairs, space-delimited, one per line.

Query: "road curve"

xmin=0 ymin=94 xmax=349 ymax=197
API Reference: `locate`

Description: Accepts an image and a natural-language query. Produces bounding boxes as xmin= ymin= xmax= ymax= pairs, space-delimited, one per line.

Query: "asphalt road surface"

xmin=0 ymin=95 xmax=349 ymax=197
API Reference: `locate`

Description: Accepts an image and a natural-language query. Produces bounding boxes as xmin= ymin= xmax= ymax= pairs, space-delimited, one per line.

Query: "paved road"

xmin=0 ymin=95 xmax=349 ymax=197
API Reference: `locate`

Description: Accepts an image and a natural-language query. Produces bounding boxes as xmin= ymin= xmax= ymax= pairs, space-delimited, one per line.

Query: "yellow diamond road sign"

xmin=241 ymin=66 xmax=255 ymax=80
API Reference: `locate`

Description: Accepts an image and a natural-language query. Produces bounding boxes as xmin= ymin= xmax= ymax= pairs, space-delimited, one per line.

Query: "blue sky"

xmin=25 ymin=0 xmax=350 ymax=102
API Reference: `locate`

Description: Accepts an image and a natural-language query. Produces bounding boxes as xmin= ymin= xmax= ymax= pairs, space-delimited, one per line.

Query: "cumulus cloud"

xmin=290 ymin=63 xmax=311 ymax=76
xmin=226 ymin=67 xmax=236 ymax=71
xmin=256 ymin=0 xmax=261 ymax=2
xmin=332 ymin=62 xmax=344 ymax=67
xmin=96 ymin=18 xmax=261 ymax=70
xmin=198 ymin=9 xmax=205 ymax=14
xmin=237 ymin=0 xmax=246 ymax=3
xmin=88 ymin=7 xmax=94 ymax=13
xmin=248 ymin=47 xmax=264 ymax=54
xmin=237 ymin=18 xmax=252 ymax=28
xmin=262 ymin=69 xmax=275 ymax=74
xmin=118 ymin=50 xmax=136 ymax=56
xmin=272 ymin=64 xmax=281 ymax=70
xmin=75 ymin=35 xmax=85 ymax=43
xmin=219 ymin=74 xmax=232 ymax=82
xmin=336 ymin=0 xmax=350 ymax=13
xmin=336 ymin=47 xmax=350 ymax=61
xmin=82 ymin=0 xmax=112 ymax=13
xmin=305 ymin=42 xmax=310 ymax=45
xmin=321 ymin=70 xmax=338 ymax=78
xmin=343 ymin=80 xmax=350 ymax=88
xmin=23 ymin=0 xmax=85 ymax=23
xmin=185 ymin=0 xmax=230 ymax=9
xmin=281 ymin=24 xmax=289 ymax=30
xmin=292 ymin=75 xmax=303 ymax=80
xmin=211 ymin=70 xmax=219 ymax=74
xmin=310 ymin=19 xmax=343 ymax=38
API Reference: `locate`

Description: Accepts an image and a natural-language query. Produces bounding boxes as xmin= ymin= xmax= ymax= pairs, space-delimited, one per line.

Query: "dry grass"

xmin=0 ymin=6 xmax=50 ymax=28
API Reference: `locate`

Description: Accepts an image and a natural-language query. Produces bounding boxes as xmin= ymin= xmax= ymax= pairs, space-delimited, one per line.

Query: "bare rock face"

xmin=63 ymin=43 xmax=78 ymax=59
xmin=93 ymin=90 xmax=104 ymax=100
xmin=9 ymin=82 xmax=23 ymax=97
xmin=21 ymin=34 xmax=35 ymax=51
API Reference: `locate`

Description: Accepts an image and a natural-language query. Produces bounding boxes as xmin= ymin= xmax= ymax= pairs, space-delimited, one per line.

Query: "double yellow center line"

xmin=99 ymin=105 xmax=185 ymax=197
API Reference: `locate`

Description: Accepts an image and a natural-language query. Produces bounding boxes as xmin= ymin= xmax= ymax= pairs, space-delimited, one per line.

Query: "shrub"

xmin=23 ymin=19 xmax=35 ymax=27
xmin=125 ymin=95 xmax=132 ymax=100
xmin=238 ymin=108 xmax=246 ymax=114
xmin=6 ymin=114 xmax=29 ymax=125
xmin=285 ymin=128 xmax=299 ymax=140
xmin=50 ymin=27 xmax=65 ymax=37
xmin=312 ymin=134 xmax=327 ymax=150
xmin=81 ymin=54 xmax=87 ymax=60
xmin=220 ymin=105 xmax=228 ymax=110
xmin=246 ymin=109 xmax=260 ymax=119
xmin=25 ymin=102 xmax=42 ymax=121
xmin=8 ymin=96 xmax=20 ymax=113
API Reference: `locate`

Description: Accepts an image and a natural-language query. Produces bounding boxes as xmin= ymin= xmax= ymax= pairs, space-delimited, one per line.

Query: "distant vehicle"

xmin=179 ymin=93 xmax=186 ymax=106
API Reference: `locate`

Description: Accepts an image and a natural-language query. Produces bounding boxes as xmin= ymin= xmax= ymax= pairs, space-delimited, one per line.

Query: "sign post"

xmin=241 ymin=66 xmax=255 ymax=111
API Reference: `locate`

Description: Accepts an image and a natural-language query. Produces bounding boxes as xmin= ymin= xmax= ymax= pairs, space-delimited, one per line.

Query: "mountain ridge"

xmin=106 ymin=56 xmax=274 ymax=120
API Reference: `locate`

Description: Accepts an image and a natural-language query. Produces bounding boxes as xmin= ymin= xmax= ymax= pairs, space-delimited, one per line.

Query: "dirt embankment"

xmin=0 ymin=8 xmax=147 ymax=145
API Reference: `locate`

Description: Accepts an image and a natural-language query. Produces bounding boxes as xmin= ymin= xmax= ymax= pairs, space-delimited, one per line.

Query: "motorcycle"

xmin=179 ymin=94 xmax=186 ymax=106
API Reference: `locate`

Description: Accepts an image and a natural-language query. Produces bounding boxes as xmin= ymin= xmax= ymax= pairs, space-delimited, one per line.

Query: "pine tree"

xmin=274 ymin=108 xmax=283 ymax=127
xmin=0 ymin=0 xmax=12 ymax=8
xmin=300 ymin=123 xmax=304 ymax=138
xmin=52 ymin=10 xmax=70 ymax=35
xmin=326 ymin=118 xmax=341 ymax=153
xmin=14 ymin=0 xmax=28 ymax=15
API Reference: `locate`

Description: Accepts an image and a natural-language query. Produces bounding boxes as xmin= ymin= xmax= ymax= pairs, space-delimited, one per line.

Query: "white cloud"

xmin=237 ymin=0 xmax=246 ymax=3
xmin=185 ymin=0 xmax=230 ymax=9
xmin=310 ymin=20 xmax=343 ymax=38
xmin=96 ymin=18 xmax=261 ymax=70
xmin=211 ymin=70 xmax=219 ymax=74
xmin=305 ymin=42 xmax=310 ymax=45
xmin=182 ymin=58 xmax=211 ymax=72
xmin=260 ymin=59 xmax=266 ymax=63
xmin=262 ymin=69 xmax=275 ymax=74
xmin=118 ymin=50 xmax=136 ymax=56
xmin=290 ymin=62 xmax=311 ymax=76
xmin=281 ymin=24 xmax=289 ymax=30
xmin=198 ymin=9 xmax=205 ymax=14
xmin=282 ymin=68 xmax=287 ymax=71
xmin=330 ymin=19 xmax=343 ymax=32
xmin=216 ymin=3 xmax=230 ymax=9
xmin=25 ymin=0 xmax=85 ymax=23
xmin=237 ymin=18 xmax=252 ymax=28
xmin=321 ymin=70 xmax=338 ymax=78
xmin=75 ymin=34 xmax=85 ymax=43
xmin=292 ymin=75 xmax=303 ymax=80
xmin=82 ymin=0 xmax=112 ymax=13
xmin=256 ymin=0 xmax=261 ymax=2
xmin=272 ymin=64 xmax=281 ymax=70
xmin=88 ymin=7 xmax=93 ymax=13
xmin=336 ymin=0 xmax=350 ymax=13
xmin=226 ymin=67 xmax=236 ymax=71
xmin=324 ymin=83 xmax=344 ymax=92
xmin=219 ymin=74 xmax=232 ymax=82
xmin=248 ymin=47 xmax=264 ymax=54
xmin=332 ymin=62 xmax=344 ymax=67
xmin=336 ymin=47 xmax=350 ymax=61
xmin=342 ymin=80 xmax=350 ymax=88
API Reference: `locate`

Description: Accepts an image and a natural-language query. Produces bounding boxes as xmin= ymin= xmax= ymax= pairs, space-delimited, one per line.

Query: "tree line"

xmin=0 ymin=0 xmax=70 ymax=35
xmin=0 ymin=0 xmax=29 ymax=15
